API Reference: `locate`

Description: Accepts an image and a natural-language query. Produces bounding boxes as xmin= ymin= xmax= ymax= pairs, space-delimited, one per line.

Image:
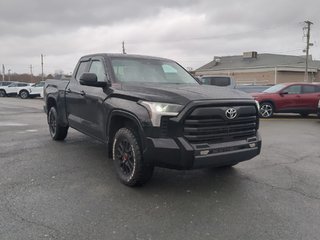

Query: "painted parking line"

xmin=0 ymin=122 xmax=28 ymax=126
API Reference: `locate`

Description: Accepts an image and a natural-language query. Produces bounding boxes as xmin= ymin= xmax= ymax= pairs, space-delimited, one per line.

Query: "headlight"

xmin=139 ymin=101 xmax=183 ymax=127
xmin=255 ymin=100 xmax=260 ymax=111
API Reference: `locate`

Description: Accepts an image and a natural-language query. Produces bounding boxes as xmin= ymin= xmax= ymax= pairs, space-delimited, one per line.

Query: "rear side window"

xmin=75 ymin=61 xmax=89 ymax=81
xmin=18 ymin=83 xmax=28 ymax=87
xmin=302 ymin=85 xmax=319 ymax=93
xmin=201 ymin=77 xmax=231 ymax=86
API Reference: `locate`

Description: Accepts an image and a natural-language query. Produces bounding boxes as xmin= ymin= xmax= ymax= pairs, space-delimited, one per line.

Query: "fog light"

xmin=200 ymin=150 xmax=210 ymax=156
xmin=249 ymin=143 xmax=256 ymax=148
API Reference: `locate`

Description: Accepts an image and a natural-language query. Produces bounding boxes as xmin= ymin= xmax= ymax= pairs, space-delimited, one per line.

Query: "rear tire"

xmin=112 ymin=127 xmax=154 ymax=187
xmin=259 ymin=102 xmax=274 ymax=118
xmin=0 ymin=90 xmax=6 ymax=97
xmin=20 ymin=90 xmax=29 ymax=99
xmin=48 ymin=107 xmax=68 ymax=141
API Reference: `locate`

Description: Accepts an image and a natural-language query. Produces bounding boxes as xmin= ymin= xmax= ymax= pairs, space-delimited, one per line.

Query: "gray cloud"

xmin=0 ymin=0 xmax=319 ymax=74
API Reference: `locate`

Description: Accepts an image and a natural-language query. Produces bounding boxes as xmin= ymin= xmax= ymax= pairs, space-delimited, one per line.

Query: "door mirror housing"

xmin=280 ymin=91 xmax=288 ymax=96
xmin=79 ymin=73 xmax=108 ymax=88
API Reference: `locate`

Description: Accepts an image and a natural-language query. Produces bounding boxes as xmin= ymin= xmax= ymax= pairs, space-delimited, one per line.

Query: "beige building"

xmin=195 ymin=52 xmax=320 ymax=85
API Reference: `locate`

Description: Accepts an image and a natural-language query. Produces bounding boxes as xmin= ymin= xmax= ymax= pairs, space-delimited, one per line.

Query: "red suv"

xmin=251 ymin=83 xmax=320 ymax=118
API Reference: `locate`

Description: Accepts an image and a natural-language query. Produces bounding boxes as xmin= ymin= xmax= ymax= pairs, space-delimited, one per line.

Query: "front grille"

xmin=183 ymin=105 xmax=257 ymax=144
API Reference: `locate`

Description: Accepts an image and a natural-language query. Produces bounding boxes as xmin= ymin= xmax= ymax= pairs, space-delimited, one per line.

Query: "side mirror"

xmin=280 ymin=91 xmax=288 ymax=96
xmin=79 ymin=73 xmax=107 ymax=88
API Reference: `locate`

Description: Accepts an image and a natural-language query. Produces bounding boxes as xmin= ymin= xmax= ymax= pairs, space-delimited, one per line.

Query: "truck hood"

xmin=114 ymin=83 xmax=253 ymax=105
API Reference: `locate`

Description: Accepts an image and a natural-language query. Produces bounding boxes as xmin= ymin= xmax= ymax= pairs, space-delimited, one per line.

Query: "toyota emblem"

xmin=225 ymin=108 xmax=237 ymax=119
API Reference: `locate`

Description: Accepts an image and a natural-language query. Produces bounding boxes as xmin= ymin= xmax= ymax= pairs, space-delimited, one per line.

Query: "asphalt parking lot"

xmin=0 ymin=98 xmax=320 ymax=240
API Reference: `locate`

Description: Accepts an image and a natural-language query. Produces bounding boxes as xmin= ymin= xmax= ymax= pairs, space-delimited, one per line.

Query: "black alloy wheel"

xmin=112 ymin=128 xmax=154 ymax=187
xmin=48 ymin=107 xmax=68 ymax=141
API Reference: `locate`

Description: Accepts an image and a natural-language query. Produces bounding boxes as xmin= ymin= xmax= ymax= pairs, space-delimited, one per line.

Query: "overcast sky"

xmin=0 ymin=0 xmax=319 ymax=75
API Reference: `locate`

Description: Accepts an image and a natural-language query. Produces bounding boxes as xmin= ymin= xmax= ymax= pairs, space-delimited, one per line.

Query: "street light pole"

xmin=41 ymin=54 xmax=44 ymax=81
xmin=8 ymin=69 xmax=11 ymax=81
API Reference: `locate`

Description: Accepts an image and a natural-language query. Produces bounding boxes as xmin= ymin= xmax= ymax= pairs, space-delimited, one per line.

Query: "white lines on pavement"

xmin=25 ymin=129 xmax=38 ymax=132
xmin=0 ymin=122 xmax=28 ymax=126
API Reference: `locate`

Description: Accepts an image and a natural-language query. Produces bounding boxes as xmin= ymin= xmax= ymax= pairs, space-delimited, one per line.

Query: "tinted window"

xmin=201 ymin=77 xmax=231 ymax=86
xmin=18 ymin=83 xmax=28 ymax=87
xmin=302 ymin=85 xmax=318 ymax=93
xmin=89 ymin=60 xmax=106 ymax=82
xmin=283 ymin=85 xmax=301 ymax=94
xmin=75 ymin=61 xmax=89 ymax=81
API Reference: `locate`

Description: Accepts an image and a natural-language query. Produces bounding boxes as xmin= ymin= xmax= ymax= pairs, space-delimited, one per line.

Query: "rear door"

xmin=65 ymin=58 xmax=90 ymax=132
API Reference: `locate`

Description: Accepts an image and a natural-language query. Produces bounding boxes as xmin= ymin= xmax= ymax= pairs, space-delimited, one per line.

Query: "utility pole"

xmin=2 ymin=64 xmax=5 ymax=81
xmin=8 ymin=69 xmax=11 ymax=81
xmin=41 ymin=54 xmax=44 ymax=81
xmin=303 ymin=20 xmax=313 ymax=82
xmin=122 ymin=41 xmax=126 ymax=54
xmin=30 ymin=64 xmax=33 ymax=82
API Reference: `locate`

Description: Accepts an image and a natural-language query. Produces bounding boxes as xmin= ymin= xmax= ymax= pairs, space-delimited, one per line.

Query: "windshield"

xmin=263 ymin=84 xmax=285 ymax=93
xmin=110 ymin=57 xmax=198 ymax=84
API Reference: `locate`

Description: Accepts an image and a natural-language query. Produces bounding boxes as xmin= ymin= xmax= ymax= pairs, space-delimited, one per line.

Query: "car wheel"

xmin=48 ymin=107 xmax=68 ymax=141
xmin=259 ymin=102 xmax=274 ymax=118
xmin=0 ymin=90 xmax=6 ymax=97
xmin=20 ymin=90 xmax=29 ymax=99
xmin=112 ymin=127 xmax=154 ymax=187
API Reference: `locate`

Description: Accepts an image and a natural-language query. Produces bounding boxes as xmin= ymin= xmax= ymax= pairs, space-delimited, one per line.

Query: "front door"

xmin=279 ymin=84 xmax=302 ymax=111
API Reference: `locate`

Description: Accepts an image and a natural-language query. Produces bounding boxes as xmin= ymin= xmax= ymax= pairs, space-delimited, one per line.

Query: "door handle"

xmin=80 ymin=90 xmax=86 ymax=96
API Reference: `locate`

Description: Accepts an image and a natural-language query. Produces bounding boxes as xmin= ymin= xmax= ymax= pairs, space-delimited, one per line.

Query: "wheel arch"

xmin=107 ymin=110 xmax=146 ymax=158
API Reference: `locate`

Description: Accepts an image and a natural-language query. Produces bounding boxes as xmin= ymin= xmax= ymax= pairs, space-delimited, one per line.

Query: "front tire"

xmin=48 ymin=107 xmax=68 ymax=141
xmin=259 ymin=102 xmax=274 ymax=118
xmin=20 ymin=90 xmax=29 ymax=99
xmin=112 ymin=128 xmax=154 ymax=187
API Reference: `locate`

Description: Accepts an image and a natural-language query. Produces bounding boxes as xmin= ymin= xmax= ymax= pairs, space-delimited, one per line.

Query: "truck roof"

xmin=81 ymin=53 xmax=173 ymax=62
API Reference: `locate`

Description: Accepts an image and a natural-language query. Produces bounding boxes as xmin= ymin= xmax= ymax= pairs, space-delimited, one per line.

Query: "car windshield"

xmin=110 ymin=57 xmax=198 ymax=84
xmin=263 ymin=84 xmax=285 ymax=93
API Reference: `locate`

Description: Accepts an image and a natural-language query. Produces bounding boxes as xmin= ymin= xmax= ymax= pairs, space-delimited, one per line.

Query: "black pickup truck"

xmin=44 ymin=53 xmax=261 ymax=186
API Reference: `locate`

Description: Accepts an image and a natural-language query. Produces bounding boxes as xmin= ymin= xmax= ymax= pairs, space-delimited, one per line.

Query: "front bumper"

xmin=144 ymin=132 xmax=262 ymax=169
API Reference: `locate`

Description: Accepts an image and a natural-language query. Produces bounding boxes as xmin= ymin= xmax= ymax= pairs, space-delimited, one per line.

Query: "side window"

xmin=89 ymin=60 xmax=106 ymax=82
xmin=75 ymin=61 xmax=89 ymax=81
xmin=283 ymin=85 xmax=301 ymax=94
xmin=302 ymin=85 xmax=317 ymax=94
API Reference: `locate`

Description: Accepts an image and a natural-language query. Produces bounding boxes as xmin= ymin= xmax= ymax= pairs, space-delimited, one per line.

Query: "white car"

xmin=0 ymin=82 xmax=31 ymax=97
xmin=17 ymin=81 xmax=45 ymax=99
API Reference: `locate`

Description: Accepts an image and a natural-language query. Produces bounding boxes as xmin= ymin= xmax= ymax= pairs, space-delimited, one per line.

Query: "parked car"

xmin=0 ymin=82 xmax=31 ymax=97
xmin=199 ymin=75 xmax=236 ymax=88
xmin=236 ymin=85 xmax=273 ymax=93
xmin=17 ymin=81 xmax=45 ymax=99
xmin=251 ymin=82 xmax=320 ymax=118
xmin=44 ymin=53 xmax=261 ymax=186
xmin=317 ymin=99 xmax=320 ymax=118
